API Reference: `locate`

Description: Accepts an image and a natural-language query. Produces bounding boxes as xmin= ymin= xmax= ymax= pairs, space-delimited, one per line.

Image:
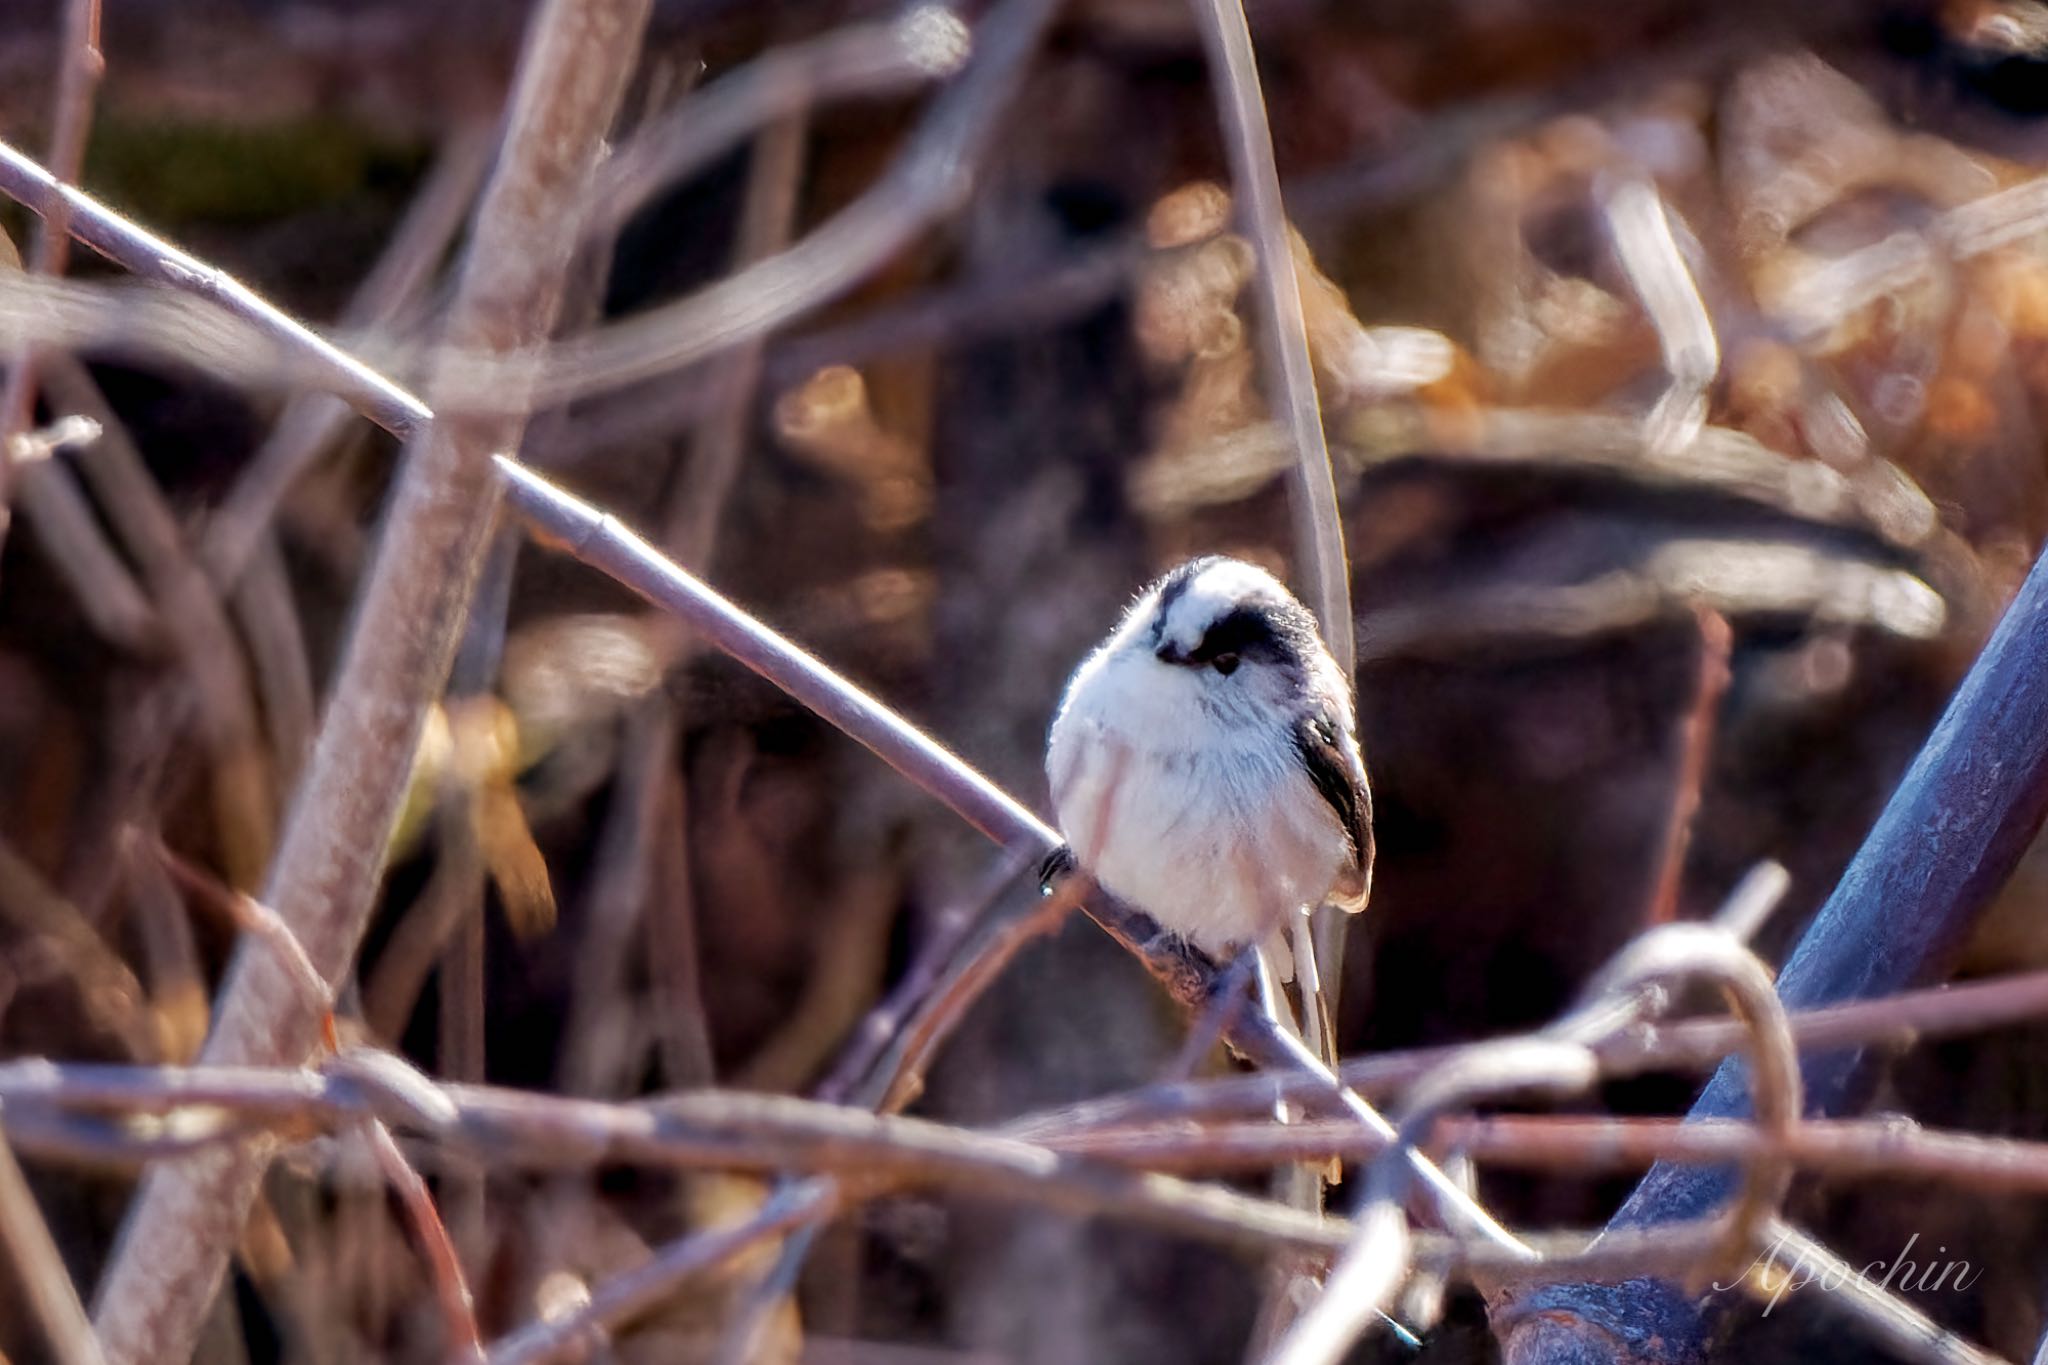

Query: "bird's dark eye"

xmin=1212 ymin=653 xmax=1240 ymax=676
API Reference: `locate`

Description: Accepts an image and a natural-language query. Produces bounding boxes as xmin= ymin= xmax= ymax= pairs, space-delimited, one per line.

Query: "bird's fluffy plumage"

xmin=1045 ymin=556 xmax=1373 ymax=963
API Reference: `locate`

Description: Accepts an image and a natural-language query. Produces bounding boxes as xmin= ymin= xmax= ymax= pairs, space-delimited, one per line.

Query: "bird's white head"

xmin=1094 ymin=556 xmax=1345 ymax=728
xmin=1046 ymin=558 xmax=1352 ymax=775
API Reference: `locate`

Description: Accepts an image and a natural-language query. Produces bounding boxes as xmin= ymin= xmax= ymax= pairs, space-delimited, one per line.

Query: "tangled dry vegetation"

xmin=9 ymin=0 xmax=2048 ymax=1362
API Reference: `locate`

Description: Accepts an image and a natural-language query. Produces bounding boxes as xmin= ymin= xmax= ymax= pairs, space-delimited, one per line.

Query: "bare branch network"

xmin=1 ymin=3 xmax=2047 ymax=1365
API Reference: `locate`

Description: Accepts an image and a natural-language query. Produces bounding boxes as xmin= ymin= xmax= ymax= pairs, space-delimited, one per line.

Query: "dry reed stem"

xmin=1184 ymin=0 xmax=1350 ymax=672
xmin=87 ymin=0 xmax=656 ymax=1359
xmin=1185 ymin=0 xmax=1359 ymax=1049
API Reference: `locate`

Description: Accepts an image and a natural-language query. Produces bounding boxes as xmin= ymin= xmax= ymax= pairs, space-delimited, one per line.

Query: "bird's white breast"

xmin=1046 ymin=646 xmax=1348 ymax=959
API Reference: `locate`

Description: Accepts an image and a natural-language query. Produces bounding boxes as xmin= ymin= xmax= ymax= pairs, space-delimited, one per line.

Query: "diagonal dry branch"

xmin=490 ymin=455 xmax=1533 ymax=1271
xmin=85 ymin=0 xmax=657 ymax=1360
xmin=0 ymin=140 xmax=431 ymax=438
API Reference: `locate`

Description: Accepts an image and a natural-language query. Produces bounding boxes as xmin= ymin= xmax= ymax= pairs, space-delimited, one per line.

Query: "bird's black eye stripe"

xmin=1188 ymin=604 xmax=1311 ymax=668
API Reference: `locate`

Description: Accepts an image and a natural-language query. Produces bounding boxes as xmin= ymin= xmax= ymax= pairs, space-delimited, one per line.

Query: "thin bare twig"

xmin=88 ymin=1 xmax=657 ymax=1360
xmin=11 ymin=420 xmax=162 ymax=652
xmin=0 ymin=1115 xmax=105 ymax=1365
xmin=358 ymin=1119 xmax=484 ymax=1364
xmin=1051 ymin=1111 xmax=2048 ymax=1190
xmin=33 ymin=1060 xmax=2048 ymax=1200
xmin=1640 ymin=608 xmax=1732 ymax=927
xmin=878 ymin=875 xmax=1085 ymax=1112
xmin=0 ymin=0 xmax=104 ymax=565
xmin=816 ymin=850 xmax=1031 ymax=1105
xmin=485 ymin=1180 xmax=839 ymax=1365
xmin=496 ymin=455 xmax=1057 ymax=853
xmin=1018 ymin=960 xmax=2048 ymax=1136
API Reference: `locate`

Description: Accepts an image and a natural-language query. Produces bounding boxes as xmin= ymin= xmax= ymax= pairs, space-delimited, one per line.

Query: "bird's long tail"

xmin=1292 ymin=913 xmax=1341 ymax=1076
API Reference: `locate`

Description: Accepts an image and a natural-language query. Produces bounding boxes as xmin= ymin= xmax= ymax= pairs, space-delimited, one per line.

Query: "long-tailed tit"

xmin=1045 ymin=555 xmax=1373 ymax=977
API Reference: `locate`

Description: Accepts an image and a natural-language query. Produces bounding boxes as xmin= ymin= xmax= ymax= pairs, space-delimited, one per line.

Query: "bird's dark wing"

xmin=1293 ymin=710 xmax=1374 ymax=910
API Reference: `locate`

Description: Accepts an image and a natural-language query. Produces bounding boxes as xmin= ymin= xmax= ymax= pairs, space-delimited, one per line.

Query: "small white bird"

xmin=1044 ymin=555 xmax=1373 ymax=978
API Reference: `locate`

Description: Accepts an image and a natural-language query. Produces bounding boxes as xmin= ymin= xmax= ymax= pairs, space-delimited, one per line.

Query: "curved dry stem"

xmin=1582 ymin=924 xmax=1802 ymax=1288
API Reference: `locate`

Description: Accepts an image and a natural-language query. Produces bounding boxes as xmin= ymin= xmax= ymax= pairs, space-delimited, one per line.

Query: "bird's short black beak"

xmin=1154 ymin=643 xmax=1185 ymax=665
